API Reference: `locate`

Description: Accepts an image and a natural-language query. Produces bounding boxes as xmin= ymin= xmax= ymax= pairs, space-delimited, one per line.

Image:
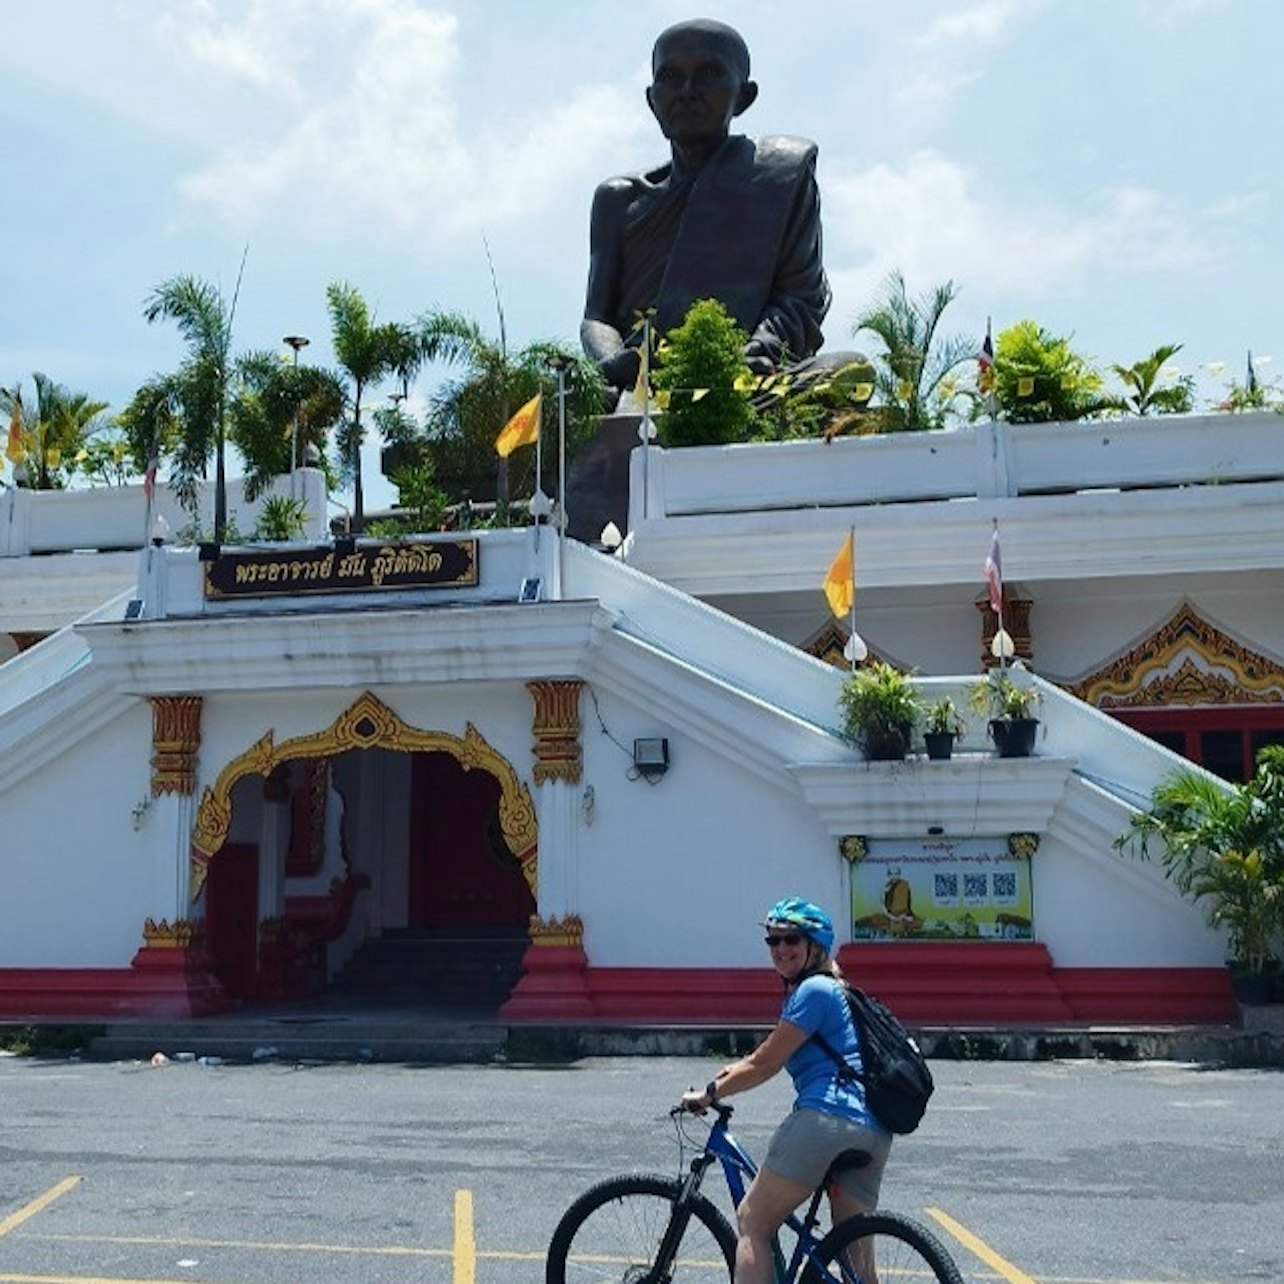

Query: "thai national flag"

xmin=984 ymin=528 xmax=1003 ymax=616
xmin=977 ymin=319 xmax=995 ymax=394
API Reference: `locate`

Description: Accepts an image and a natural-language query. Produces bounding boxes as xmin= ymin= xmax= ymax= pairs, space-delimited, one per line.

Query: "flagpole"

xmin=984 ymin=316 xmax=997 ymax=423
xmin=534 ymin=392 xmax=545 ymax=554
xmin=640 ymin=314 xmax=653 ymax=519
xmin=847 ymin=527 xmax=857 ymax=671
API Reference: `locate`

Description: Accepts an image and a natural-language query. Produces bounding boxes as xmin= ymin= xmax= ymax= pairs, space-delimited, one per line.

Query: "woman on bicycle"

xmin=680 ymin=896 xmax=891 ymax=1284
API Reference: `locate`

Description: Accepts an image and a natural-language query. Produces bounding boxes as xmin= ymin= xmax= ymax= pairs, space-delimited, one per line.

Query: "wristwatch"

xmin=705 ymin=1079 xmax=719 ymax=1103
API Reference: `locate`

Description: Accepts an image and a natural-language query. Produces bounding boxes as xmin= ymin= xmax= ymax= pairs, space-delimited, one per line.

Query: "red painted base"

xmin=0 ymin=947 xmax=1239 ymax=1026
xmin=506 ymin=944 xmax=1238 ymax=1026
xmin=0 ymin=947 xmax=231 ymax=1021
xmin=499 ymin=944 xmax=596 ymax=1020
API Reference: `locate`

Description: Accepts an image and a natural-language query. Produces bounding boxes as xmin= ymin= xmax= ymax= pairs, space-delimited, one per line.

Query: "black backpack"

xmin=811 ymin=982 xmax=934 ymax=1135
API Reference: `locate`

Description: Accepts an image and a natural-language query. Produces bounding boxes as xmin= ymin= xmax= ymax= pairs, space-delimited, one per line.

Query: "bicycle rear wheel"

xmin=546 ymin=1172 xmax=737 ymax=1284
xmin=801 ymin=1210 xmax=963 ymax=1284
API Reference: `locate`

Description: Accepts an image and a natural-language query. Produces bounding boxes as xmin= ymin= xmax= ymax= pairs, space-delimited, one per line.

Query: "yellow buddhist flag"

xmin=632 ymin=354 xmax=648 ymax=404
xmin=5 ymin=403 xmax=24 ymax=464
xmin=1017 ymin=376 xmax=1035 ymax=397
xmin=823 ymin=530 xmax=855 ymax=620
xmin=494 ymin=393 xmax=542 ymax=458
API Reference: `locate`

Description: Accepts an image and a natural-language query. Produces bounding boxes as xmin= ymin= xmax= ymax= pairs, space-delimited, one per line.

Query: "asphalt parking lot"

xmin=2 ymin=1051 xmax=1281 ymax=1283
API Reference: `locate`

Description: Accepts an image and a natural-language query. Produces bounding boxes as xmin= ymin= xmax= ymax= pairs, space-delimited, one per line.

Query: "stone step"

xmin=87 ymin=1018 xmax=509 ymax=1064
xmin=329 ymin=930 xmax=526 ymax=1006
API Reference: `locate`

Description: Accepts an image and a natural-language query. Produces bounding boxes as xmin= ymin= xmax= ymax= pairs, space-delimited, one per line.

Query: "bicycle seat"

xmin=822 ymin=1149 xmax=871 ymax=1184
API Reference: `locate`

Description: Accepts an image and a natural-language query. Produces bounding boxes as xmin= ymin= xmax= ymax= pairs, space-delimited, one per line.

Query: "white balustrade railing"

xmin=0 ymin=469 xmax=329 ymax=558
xmin=630 ymin=411 xmax=1284 ymax=522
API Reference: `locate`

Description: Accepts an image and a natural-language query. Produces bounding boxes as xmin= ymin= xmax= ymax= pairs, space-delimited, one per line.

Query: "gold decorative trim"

xmin=529 ymin=913 xmax=584 ymax=946
xmin=802 ymin=621 xmax=851 ymax=670
xmin=190 ymin=691 xmax=537 ymax=901
xmin=839 ymin=835 xmax=868 ymax=863
xmin=150 ymin=696 xmax=203 ymax=796
xmin=1068 ymin=602 xmax=1284 ymax=708
xmin=141 ymin=917 xmax=204 ymax=949
xmin=527 ymin=679 xmax=584 ymax=786
xmin=1008 ymin=832 xmax=1040 ymax=861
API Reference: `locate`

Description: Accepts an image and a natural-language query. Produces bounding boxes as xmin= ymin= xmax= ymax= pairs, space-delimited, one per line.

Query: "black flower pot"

xmin=861 ymin=726 xmax=912 ymax=761
xmin=924 ymin=732 xmax=955 ymax=761
xmin=1228 ymin=967 xmax=1274 ymax=1006
xmin=989 ymin=717 xmax=1039 ymax=758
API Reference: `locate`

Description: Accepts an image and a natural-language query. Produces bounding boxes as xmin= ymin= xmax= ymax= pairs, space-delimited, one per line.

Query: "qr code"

xmin=934 ymin=873 xmax=959 ymax=903
xmin=963 ymin=873 xmax=988 ymax=902
xmin=993 ymin=872 xmax=1017 ymax=900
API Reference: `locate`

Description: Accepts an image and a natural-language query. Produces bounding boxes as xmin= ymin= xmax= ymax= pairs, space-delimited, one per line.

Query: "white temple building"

xmin=2 ymin=411 xmax=1281 ymax=1025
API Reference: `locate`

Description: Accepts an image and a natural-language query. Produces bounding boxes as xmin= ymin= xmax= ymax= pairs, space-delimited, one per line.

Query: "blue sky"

xmin=3 ymin=0 xmax=1279 ymax=510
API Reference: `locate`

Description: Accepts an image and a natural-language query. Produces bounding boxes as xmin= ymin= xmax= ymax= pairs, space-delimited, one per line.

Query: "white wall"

xmin=574 ymin=681 xmax=844 ymax=967
xmin=1033 ymin=833 xmax=1226 ymax=968
xmin=0 ymin=702 xmax=155 ymax=965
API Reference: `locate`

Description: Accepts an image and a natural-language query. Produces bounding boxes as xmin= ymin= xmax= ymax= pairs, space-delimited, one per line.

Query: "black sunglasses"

xmin=764 ymin=932 xmax=804 ymax=948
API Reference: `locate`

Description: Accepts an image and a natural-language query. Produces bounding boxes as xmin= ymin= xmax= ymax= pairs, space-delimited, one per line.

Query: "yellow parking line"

xmin=0 ymin=1179 xmax=82 ymax=1239
xmin=454 ymin=1189 xmax=475 ymax=1284
xmin=925 ymin=1206 xmax=1037 ymax=1284
xmin=32 ymin=1233 xmax=450 ymax=1258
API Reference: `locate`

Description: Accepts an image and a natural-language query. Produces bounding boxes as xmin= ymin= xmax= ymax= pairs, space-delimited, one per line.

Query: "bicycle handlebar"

xmin=671 ymin=1100 xmax=735 ymax=1121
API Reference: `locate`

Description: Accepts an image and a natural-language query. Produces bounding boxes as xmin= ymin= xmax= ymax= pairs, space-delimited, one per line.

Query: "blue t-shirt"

xmin=780 ymin=975 xmax=880 ymax=1128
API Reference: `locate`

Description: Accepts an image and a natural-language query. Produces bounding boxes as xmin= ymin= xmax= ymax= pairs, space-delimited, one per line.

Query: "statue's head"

xmin=647 ymin=19 xmax=759 ymax=149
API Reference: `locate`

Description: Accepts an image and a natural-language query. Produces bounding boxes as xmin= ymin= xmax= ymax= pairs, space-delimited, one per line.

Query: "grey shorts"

xmin=762 ymin=1108 xmax=891 ymax=1208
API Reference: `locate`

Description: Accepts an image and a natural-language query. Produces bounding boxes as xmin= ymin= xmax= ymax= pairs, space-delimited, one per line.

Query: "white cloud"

xmin=157 ymin=0 xmax=307 ymax=96
xmin=913 ymin=0 xmax=1047 ymax=47
xmin=823 ymin=150 xmax=1224 ymax=323
xmin=175 ymin=0 xmax=644 ymax=239
xmin=893 ymin=69 xmax=981 ymax=109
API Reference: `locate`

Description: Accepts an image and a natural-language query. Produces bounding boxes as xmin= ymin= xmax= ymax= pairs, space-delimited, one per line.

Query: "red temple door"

xmin=204 ymin=842 xmax=260 ymax=999
xmin=407 ymin=753 xmax=534 ymax=928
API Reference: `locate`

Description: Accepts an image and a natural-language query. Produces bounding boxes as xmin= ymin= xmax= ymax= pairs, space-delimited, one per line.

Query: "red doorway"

xmin=205 ymin=842 xmax=259 ymax=999
xmin=407 ymin=752 xmax=534 ymax=928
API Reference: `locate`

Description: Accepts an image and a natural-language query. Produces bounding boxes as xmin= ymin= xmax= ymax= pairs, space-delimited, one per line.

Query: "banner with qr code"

xmin=850 ymin=837 xmax=1033 ymax=942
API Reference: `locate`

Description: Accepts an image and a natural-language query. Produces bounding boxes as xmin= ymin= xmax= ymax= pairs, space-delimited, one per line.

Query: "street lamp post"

xmin=283 ymin=335 xmax=310 ymax=496
xmin=544 ymin=354 xmax=570 ymax=599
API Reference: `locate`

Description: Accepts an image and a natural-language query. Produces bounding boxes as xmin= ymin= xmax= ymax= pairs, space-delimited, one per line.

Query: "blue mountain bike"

xmin=546 ymin=1102 xmax=962 ymax=1283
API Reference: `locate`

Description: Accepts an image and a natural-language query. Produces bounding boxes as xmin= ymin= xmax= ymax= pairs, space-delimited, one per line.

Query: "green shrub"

xmin=652 ymin=299 xmax=752 ymax=447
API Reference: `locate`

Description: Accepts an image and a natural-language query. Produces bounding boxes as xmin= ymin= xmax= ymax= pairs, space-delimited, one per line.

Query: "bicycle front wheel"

xmin=801 ymin=1211 xmax=964 ymax=1284
xmin=546 ymin=1172 xmax=737 ymax=1284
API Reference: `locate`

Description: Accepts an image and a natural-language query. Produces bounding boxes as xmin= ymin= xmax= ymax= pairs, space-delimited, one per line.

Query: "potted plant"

xmin=839 ymin=661 xmax=920 ymax=761
xmin=1115 ymin=749 xmax=1284 ymax=1003
xmin=923 ymin=697 xmax=966 ymax=761
xmin=969 ymin=667 xmax=1041 ymax=757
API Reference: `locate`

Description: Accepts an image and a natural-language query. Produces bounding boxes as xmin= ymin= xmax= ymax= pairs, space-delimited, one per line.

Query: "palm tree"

xmin=851 ymin=272 xmax=975 ymax=432
xmin=140 ymin=275 xmax=237 ymax=536
xmin=1116 ymin=747 xmax=1284 ymax=977
xmin=1111 ymin=343 xmax=1195 ymax=416
xmin=229 ymin=351 xmax=347 ymax=500
xmin=416 ymin=309 xmax=603 ymax=513
xmin=326 ymin=282 xmax=406 ymax=533
xmin=1 ymin=374 xmax=109 ymax=489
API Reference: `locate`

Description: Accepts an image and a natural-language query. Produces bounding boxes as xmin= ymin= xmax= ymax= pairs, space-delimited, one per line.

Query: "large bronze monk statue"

xmin=582 ymin=18 xmax=832 ymax=397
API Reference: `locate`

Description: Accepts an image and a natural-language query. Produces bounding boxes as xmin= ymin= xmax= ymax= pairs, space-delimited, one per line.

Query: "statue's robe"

xmin=613 ymin=134 xmax=831 ymax=365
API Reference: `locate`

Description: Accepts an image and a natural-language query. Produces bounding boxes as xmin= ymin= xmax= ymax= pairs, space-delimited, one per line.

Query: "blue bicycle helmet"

xmin=762 ymin=897 xmax=835 ymax=953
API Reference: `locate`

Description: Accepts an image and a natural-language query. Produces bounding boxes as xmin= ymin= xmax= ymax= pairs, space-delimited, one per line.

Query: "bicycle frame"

xmin=684 ymin=1104 xmax=858 ymax=1284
